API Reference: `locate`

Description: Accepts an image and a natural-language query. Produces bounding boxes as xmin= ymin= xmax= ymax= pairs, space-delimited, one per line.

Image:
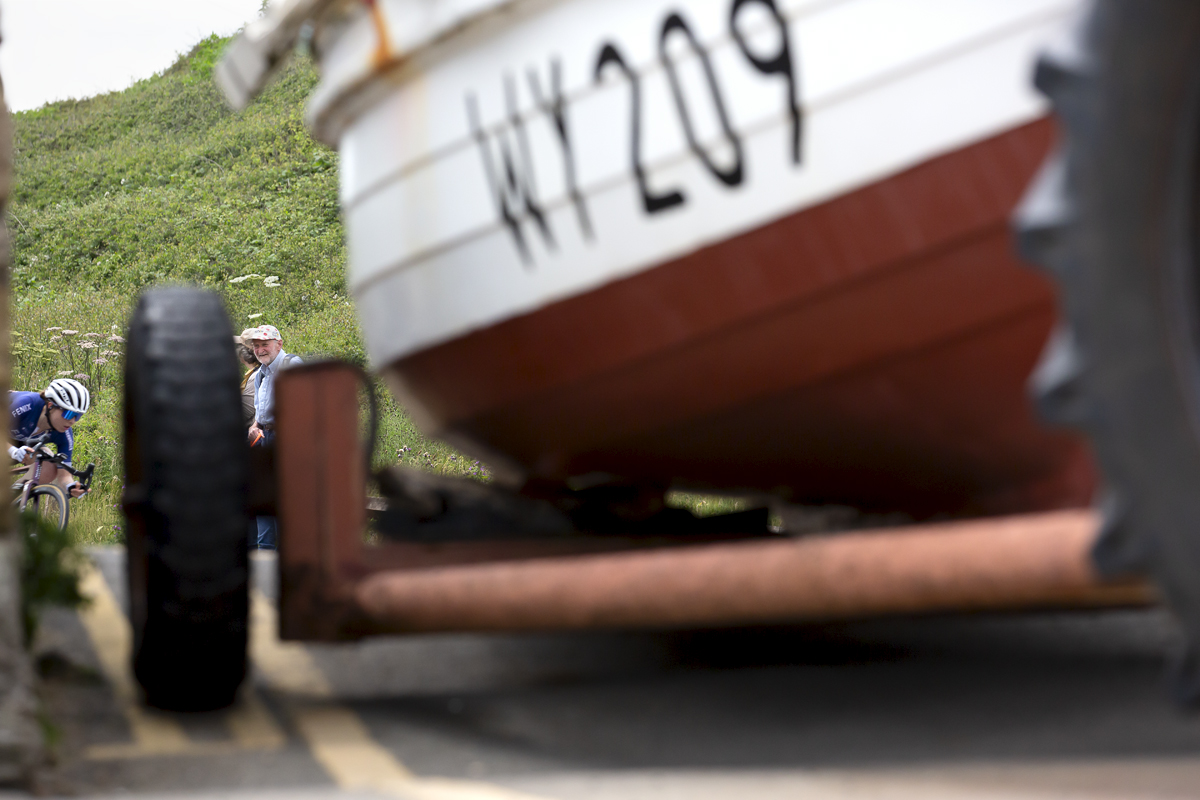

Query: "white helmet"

xmin=45 ymin=378 xmax=91 ymax=415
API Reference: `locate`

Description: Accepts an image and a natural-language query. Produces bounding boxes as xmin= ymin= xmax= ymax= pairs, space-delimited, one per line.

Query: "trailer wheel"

xmin=1015 ymin=0 xmax=1200 ymax=702
xmin=123 ymin=287 xmax=249 ymax=711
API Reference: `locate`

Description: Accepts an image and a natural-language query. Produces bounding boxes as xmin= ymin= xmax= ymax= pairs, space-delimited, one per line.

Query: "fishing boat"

xmin=125 ymin=0 xmax=1169 ymax=712
xmin=219 ymin=0 xmax=1092 ymax=518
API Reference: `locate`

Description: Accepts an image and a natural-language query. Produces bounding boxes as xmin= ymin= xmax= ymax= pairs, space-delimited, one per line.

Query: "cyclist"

xmin=8 ymin=378 xmax=90 ymax=498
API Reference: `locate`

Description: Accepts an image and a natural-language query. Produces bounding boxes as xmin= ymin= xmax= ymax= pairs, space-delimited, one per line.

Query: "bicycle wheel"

xmin=124 ymin=287 xmax=249 ymax=711
xmin=29 ymin=484 xmax=68 ymax=530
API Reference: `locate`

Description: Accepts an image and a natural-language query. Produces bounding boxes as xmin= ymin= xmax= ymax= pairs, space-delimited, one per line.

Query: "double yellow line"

xmin=78 ymin=564 xmax=283 ymax=759
xmin=77 ymin=559 xmax=550 ymax=800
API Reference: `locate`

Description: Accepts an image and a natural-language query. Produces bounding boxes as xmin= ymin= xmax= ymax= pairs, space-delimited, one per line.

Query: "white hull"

xmin=303 ymin=0 xmax=1079 ymax=368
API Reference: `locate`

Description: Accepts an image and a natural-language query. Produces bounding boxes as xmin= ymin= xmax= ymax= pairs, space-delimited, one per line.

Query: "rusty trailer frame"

xmin=270 ymin=362 xmax=1154 ymax=643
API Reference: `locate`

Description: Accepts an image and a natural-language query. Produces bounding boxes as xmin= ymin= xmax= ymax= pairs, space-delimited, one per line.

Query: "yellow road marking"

xmin=85 ymin=738 xmax=270 ymax=761
xmin=78 ymin=562 xmax=191 ymax=758
xmin=226 ymin=687 xmax=288 ymax=750
xmin=77 ymin=559 xmax=286 ymax=760
xmin=248 ymin=587 xmax=332 ymax=697
xmin=76 ymin=556 xmax=550 ymax=797
xmin=250 ymin=589 xmax=553 ymax=800
xmin=291 ymin=703 xmax=416 ymax=788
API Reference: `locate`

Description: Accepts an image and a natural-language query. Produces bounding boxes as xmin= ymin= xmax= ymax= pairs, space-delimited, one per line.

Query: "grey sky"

xmin=0 ymin=0 xmax=264 ymax=112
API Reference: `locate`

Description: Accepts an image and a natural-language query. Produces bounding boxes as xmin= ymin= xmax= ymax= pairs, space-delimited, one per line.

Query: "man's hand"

xmin=7 ymin=444 xmax=28 ymax=463
xmin=66 ymin=482 xmax=87 ymax=499
xmin=248 ymin=423 xmax=264 ymax=446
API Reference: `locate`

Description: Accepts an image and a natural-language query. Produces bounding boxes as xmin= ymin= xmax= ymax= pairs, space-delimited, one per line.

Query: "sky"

xmin=0 ymin=0 xmax=265 ymax=112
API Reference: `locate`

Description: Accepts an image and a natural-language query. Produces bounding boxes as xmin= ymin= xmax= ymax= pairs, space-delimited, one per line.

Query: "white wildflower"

xmin=94 ymin=358 xmax=108 ymax=365
xmin=62 ymin=330 xmax=78 ymax=336
xmin=73 ymin=373 xmax=88 ymax=381
xmin=56 ymin=370 xmax=71 ymax=376
xmin=248 ymin=313 xmax=263 ymax=320
xmin=107 ymin=334 xmax=125 ymax=343
xmin=79 ymin=341 xmax=98 ymax=350
xmin=263 ymin=275 xmax=281 ymax=287
xmin=82 ymin=332 xmax=102 ymax=338
xmin=45 ymin=326 xmax=61 ymax=332
xmin=49 ymin=335 xmax=62 ymax=343
xmin=229 ymin=273 xmax=263 ymax=284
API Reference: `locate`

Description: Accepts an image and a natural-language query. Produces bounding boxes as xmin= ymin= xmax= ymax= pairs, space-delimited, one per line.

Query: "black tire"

xmin=30 ymin=484 xmax=68 ymax=530
xmin=1015 ymin=0 xmax=1200 ymax=702
xmin=123 ymin=287 xmax=249 ymax=711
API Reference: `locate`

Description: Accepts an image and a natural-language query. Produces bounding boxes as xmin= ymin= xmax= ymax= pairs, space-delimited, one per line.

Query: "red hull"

xmin=384 ymin=118 xmax=1096 ymax=517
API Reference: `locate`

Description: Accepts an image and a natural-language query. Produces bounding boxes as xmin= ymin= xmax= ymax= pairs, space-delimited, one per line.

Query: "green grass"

xmin=10 ymin=33 xmax=729 ymax=545
xmin=664 ymin=492 xmax=750 ymax=517
xmin=9 ymin=37 xmax=480 ymax=545
xmin=9 ymin=289 xmax=482 ymax=543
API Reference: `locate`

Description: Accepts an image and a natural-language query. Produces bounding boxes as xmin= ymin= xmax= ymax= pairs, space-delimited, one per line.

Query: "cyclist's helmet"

xmin=45 ymin=378 xmax=90 ymax=415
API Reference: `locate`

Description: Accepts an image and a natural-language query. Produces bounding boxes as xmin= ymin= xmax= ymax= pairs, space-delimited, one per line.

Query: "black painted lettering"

xmin=730 ymin=0 xmax=801 ymax=165
xmin=660 ymin=12 xmax=744 ymax=187
xmin=527 ymin=59 xmax=594 ymax=240
xmin=466 ymin=85 xmax=555 ymax=267
xmin=504 ymin=74 xmax=556 ymax=252
xmin=594 ymin=42 xmax=685 ymax=215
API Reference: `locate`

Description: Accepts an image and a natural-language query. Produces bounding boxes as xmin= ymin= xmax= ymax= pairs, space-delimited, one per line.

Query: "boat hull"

xmin=383 ymin=118 xmax=1096 ymax=516
xmin=259 ymin=0 xmax=1098 ymax=515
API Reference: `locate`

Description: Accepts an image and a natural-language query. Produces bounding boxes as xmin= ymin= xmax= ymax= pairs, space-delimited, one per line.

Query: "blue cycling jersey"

xmin=9 ymin=391 xmax=73 ymax=464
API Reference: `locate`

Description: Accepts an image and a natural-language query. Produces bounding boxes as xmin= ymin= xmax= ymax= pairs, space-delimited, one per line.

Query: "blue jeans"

xmin=254 ymin=516 xmax=277 ymax=550
xmin=250 ymin=428 xmax=277 ymax=550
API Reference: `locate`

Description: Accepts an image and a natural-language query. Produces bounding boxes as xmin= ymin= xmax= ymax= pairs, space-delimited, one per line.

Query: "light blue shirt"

xmin=253 ymin=350 xmax=300 ymax=426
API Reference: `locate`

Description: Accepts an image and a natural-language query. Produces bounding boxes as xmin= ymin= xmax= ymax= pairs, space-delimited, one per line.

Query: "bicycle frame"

xmin=14 ymin=436 xmax=50 ymax=514
xmin=11 ymin=433 xmax=95 ymax=514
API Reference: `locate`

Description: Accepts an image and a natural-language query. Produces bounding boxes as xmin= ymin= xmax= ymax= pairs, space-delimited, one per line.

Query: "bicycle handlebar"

xmin=71 ymin=462 xmax=96 ymax=491
xmin=11 ymin=434 xmax=96 ymax=491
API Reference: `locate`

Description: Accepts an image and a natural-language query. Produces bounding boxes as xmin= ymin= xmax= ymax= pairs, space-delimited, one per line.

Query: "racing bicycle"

xmin=10 ymin=433 xmax=95 ymax=531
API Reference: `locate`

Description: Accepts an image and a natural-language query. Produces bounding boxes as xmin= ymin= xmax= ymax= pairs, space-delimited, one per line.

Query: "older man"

xmin=246 ymin=324 xmax=301 ymax=446
xmin=244 ymin=324 xmax=301 ymax=549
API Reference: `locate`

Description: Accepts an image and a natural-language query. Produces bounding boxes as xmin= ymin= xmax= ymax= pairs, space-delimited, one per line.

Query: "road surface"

xmin=18 ymin=547 xmax=1200 ymax=799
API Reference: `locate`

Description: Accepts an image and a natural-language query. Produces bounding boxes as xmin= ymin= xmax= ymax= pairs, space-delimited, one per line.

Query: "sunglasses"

xmin=61 ymin=409 xmax=84 ymax=421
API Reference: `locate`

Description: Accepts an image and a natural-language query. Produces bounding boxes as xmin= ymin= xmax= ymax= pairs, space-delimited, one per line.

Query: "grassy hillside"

xmin=13 ymin=36 xmax=347 ymax=336
xmin=9 ymin=36 xmax=475 ymax=543
xmin=10 ymin=34 xmax=735 ymax=544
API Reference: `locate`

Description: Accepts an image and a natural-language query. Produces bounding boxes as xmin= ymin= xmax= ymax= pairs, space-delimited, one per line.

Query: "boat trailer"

xmin=266 ymin=361 xmax=1154 ymax=643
